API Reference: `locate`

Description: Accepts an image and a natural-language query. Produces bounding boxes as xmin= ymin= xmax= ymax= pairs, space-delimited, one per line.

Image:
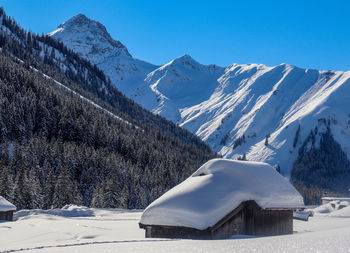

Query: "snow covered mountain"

xmin=179 ymin=64 xmax=350 ymax=175
xmin=49 ymin=14 xmax=158 ymax=95
xmin=139 ymin=54 xmax=225 ymax=122
xmin=50 ymin=15 xmax=350 ymax=176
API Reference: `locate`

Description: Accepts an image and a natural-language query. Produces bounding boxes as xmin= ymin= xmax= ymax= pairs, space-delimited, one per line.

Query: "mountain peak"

xmin=64 ymin=13 xmax=91 ymax=26
xmin=170 ymin=54 xmax=201 ymax=68
xmin=49 ymin=14 xmax=131 ymax=58
xmin=174 ymin=54 xmax=195 ymax=62
xmin=57 ymin=13 xmax=103 ymax=31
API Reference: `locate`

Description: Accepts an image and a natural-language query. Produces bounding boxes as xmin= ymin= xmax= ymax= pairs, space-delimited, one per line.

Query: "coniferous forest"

xmin=0 ymin=8 xmax=216 ymax=210
xmin=291 ymin=124 xmax=350 ymax=204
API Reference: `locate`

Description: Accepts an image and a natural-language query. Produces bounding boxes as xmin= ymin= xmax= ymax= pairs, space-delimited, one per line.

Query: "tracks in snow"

xmin=1 ymin=239 xmax=176 ymax=253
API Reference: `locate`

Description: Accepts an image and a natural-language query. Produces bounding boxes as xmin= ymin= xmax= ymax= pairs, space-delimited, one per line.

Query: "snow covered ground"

xmin=1 ymin=202 xmax=350 ymax=253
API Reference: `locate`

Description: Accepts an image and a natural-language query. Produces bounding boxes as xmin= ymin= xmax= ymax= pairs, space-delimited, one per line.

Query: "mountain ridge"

xmin=49 ymin=14 xmax=350 ymax=181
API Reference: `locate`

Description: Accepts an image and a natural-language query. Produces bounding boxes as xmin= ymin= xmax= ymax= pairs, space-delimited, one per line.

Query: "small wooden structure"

xmin=0 ymin=196 xmax=16 ymax=221
xmin=322 ymin=197 xmax=350 ymax=205
xmin=140 ymin=201 xmax=294 ymax=239
xmin=139 ymin=159 xmax=304 ymax=239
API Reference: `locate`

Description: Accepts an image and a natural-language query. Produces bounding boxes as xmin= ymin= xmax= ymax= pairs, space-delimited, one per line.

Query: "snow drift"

xmin=140 ymin=159 xmax=304 ymax=230
xmin=14 ymin=205 xmax=94 ymax=220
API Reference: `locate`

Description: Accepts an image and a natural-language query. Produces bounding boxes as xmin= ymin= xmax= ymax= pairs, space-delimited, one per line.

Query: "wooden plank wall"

xmin=142 ymin=202 xmax=293 ymax=239
xmin=0 ymin=211 xmax=14 ymax=221
xmin=145 ymin=225 xmax=212 ymax=239
xmin=244 ymin=208 xmax=293 ymax=236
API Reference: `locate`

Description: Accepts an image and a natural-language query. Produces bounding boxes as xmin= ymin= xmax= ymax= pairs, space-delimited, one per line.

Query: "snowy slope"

xmin=180 ymin=64 xmax=350 ymax=175
xmin=140 ymin=159 xmax=304 ymax=229
xmin=1 ymin=205 xmax=350 ymax=252
xmin=141 ymin=55 xmax=225 ymax=122
xmin=143 ymin=62 xmax=350 ymax=175
xmin=50 ymin=15 xmax=350 ymax=176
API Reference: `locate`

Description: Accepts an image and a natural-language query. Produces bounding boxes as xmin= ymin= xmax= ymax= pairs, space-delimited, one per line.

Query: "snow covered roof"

xmin=0 ymin=196 xmax=16 ymax=212
xmin=140 ymin=159 xmax=304 ymax=230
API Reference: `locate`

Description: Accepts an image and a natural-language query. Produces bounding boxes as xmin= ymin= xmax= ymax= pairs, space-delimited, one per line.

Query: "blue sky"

xmin=1 ymin=0 xmax=350 ymax=70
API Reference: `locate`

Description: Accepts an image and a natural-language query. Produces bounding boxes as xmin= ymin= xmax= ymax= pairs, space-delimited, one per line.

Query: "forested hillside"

xmin=0 ymin=8 xmax=207 ymax=148
xmin=0 ymin=8 xmax=216 ymax=210
xmin=291 ymin=123 xmax=350 ymax=204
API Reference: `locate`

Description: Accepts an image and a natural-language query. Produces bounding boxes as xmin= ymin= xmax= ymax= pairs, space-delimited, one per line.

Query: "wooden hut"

xmin=139 ymin=159 xmax=304 ymax=239
xmin=0 ymin=196 xmax=16 ymax=221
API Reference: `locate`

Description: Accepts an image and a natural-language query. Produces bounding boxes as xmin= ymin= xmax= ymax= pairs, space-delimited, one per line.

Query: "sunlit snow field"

xmin=1 ymin=202 xmax=350 ymax=253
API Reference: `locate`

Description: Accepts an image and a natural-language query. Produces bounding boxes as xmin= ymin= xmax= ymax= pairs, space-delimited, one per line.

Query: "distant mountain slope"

xmin=0 ymin=8 xmax=215 ymax=210
xmin=140 ymin=54 xmax=225 ymax=122
xmin=181 ymin=64 xmax=350 ymax=174
xmin=49 ymin=13 xmax=350 ymax=200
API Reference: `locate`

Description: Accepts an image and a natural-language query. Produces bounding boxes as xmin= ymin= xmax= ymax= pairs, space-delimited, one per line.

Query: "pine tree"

xmin=0 ymin=164 xmax=13 ymax=201
xmin=103 ymin=173 xmax=121 ymax=208
xmin=293 ymin=124 xmax=301 ymax=148
xmin=13 ymin=167 xmax=26 ymax=210
xmin=237 ymin=153 xmax=247 ymax=161
xmin=42 ymin=168 xmax=56 ymax=209
xmin=120 ymin=185 xmax=129 ymax=209
xmin=25 ymin=168 xmax=42 ymax=209
xmin=91 ymin=184 xmax=103 ymax=208
xmin=52 ymin=167 xmax=82 ymax=208
xmin=1 ymin=141 xmax=10 ymax=165
xmin=265 ymin=134 xmax=270 ymax=146
xmin=276 ymin=164 xmax=281 ymax=174
xmin=50 ymin=48 xmax=55 ymax=60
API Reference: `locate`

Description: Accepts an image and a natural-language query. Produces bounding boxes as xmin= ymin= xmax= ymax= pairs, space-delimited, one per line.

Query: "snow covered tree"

xmin=25 ymin=168 xmax=42 ymax=209
xmin=275 ymin=164 xmax=281 ymax=174
xmin=0 ymin=141 xmax=10 ymax=165
xmin=13 ymin=167 xmax=42 ymax=209
xmin=42 ymin=168 xmax=56 ymax=209
xmin=293 ymin=124 xmax=301 ymax=148
xmin=265 ymin=134 xmax=270 ymax=146
xmin=52 ymin=167 xmax=82 ymax=208
xmin=237 ymin=153 xmax=247 ymax=161
xmin=102 ymin=173 xmax=121 ymax=208
xmin=13 ymin=167 xmax=26 ymax=210
xmin=91 ymin=184 xmax=104 ymax=208
xmin=0 ymin=164 xmax=13 ymax=201
xmin=120 ymin=185 xmax=129 ymax=209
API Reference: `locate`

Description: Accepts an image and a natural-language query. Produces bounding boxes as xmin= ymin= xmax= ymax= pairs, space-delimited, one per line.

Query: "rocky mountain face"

xmin=50 ymin=14 xmax=157 ymax=93
xmin=50 ymin=15 xmax=350 ymax=179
